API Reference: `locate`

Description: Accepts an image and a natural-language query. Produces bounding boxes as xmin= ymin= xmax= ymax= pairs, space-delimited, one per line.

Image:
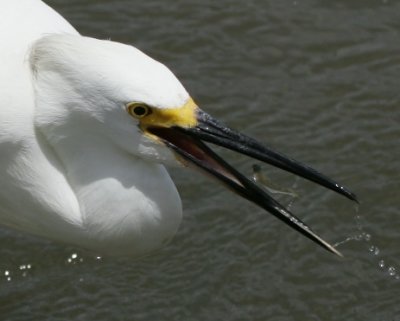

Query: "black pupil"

xmin=133 ymin=106 xmax=147 ymax=116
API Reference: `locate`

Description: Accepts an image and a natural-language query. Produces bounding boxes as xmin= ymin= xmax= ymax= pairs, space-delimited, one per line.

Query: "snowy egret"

xmin=0 ymin=0 xmax=357 ymax=257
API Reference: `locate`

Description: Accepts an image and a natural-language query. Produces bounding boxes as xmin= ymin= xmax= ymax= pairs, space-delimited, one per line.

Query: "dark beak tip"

xmin=152 ymin=111 xmax=358 ymax=257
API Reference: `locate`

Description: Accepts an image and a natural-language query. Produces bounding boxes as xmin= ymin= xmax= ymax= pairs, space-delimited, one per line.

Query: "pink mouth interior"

xmin=148 ymin=126 xmax=243 ymax=187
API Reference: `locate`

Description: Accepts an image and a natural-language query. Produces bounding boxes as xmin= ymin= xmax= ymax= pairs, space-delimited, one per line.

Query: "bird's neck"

xmin=37 ymin=120 xmax=182 ymax=255
xmin=30 ymin=81 xmax=185 ymax=255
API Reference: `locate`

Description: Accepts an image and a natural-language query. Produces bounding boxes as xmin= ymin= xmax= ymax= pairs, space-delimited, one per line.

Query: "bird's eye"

xmin=126 ymin=103 xmax=151 ymax=118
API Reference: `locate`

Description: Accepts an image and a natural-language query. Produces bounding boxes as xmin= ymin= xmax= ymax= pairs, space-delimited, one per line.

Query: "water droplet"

xmin=354 ymin=233 xmax=363 ymax=241
xmin=71 ymin=253 xmax=78 ymax=260
xmin=19 ymin=265 xmax=26 ymax=270
xmin=4 ymin=270 xmax=9 ymax=276
xmin=369 ymin=245 xmax=380 ymax=255
xmin=6 ymin=277 xmax=11 ymax=282
xmin=354 ymin=215 xmax=363 ymax=230
xmin=96 ymin=256 xmax=102 ymax=260
xmin=379 ymin=260 xmax=385 ymax=269
xmin=388 ymin=266 xmax=396 ymax=276
xmin=27 ymin=264 xmax=31 ymax=269
xmin=363 ymin=233 xmax=371 ymax=241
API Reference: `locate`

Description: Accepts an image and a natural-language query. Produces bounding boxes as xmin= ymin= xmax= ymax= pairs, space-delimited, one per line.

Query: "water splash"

xmin=334 ymin=207 xmax=399 ymax=281
xmin=4 ymin=270 xmax=11 ymax=282
xmin=388 ymin=266 xmax=396 ymax=276
xmin=66 ymin=252 xmax=84 ymax=264
xmin=252 ymin=164 xmax=400 ymax=282
xmin=240 ymin=164 xmax=398 ymax=282
xmin=369 ymin=245 xmax=380 ymax=256
xmin=18 ymin=264 xmax=32 ymax=278
xmin=0 ymin=250 xmax=105 ymax=283
xmin=1 ymin=263 xmax=32 ymax=282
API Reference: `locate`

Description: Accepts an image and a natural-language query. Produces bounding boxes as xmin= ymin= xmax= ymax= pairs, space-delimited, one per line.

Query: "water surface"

xmin=1 ymin=0 xmax=400 ymax=320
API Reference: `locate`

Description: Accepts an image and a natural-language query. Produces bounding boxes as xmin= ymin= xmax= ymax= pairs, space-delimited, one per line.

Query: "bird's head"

xmin=31 ymin=35 xmax=357 ymax=256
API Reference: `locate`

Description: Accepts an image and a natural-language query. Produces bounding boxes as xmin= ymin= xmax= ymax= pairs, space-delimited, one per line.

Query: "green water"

xmin=1 ymin=0 xmax=399 ymax=320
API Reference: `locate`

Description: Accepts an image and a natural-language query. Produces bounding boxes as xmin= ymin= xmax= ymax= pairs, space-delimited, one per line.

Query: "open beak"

xmin=147 ymin=108 xmax=357 ymax=257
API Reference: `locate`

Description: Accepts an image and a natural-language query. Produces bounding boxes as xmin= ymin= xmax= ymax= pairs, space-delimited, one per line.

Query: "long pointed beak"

xmin=147 ymin=108 xmax=357 ymax=257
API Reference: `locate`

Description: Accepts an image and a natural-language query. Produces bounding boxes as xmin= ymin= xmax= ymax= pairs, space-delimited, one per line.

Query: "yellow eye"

xmin=126 ymin=103 xmax=151 ymax=119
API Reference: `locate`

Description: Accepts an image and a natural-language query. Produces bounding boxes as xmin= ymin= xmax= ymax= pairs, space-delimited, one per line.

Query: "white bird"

xmin=0 ymin=0 xmax=357 ymax=257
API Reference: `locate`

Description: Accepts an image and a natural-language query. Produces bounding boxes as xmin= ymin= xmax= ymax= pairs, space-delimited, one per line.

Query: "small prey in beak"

xmin=146 ymin=106 xmax=358 ymax=257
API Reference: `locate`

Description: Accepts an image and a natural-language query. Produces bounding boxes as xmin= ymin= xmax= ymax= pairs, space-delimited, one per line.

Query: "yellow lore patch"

xmin=140 ymin=98 xmax=198 ymax=129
